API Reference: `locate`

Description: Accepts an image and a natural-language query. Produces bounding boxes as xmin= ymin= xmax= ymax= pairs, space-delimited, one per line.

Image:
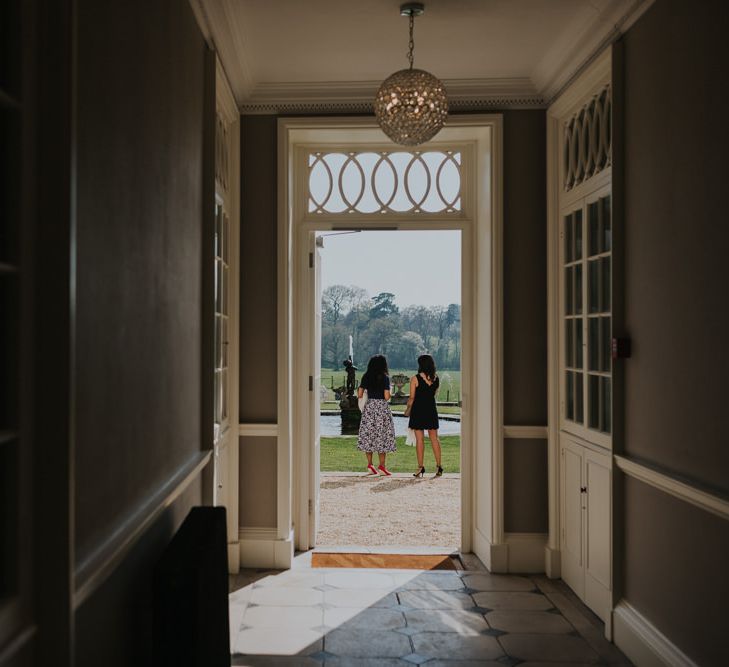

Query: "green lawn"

xmin=321 ymin=401 xmax=461 ymax=415
xmin=320 ymin=435 xmax=460 ymax=473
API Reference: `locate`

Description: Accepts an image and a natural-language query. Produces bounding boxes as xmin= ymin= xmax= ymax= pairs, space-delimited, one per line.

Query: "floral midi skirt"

xmin=357 ymin=399 xmax=396 ymax=453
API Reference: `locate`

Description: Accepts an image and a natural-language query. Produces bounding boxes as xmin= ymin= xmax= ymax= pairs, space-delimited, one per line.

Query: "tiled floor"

xmin=228 ymin=552 xmax=631 ymax=666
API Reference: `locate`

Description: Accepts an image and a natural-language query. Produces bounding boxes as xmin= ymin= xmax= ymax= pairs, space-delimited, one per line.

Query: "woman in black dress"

xmin=406 ymin=354 xmax=443 ymax=478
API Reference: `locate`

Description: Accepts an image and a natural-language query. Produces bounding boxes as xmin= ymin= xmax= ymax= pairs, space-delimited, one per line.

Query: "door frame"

xmin=277 ymin=115 xmax=505 ymax=568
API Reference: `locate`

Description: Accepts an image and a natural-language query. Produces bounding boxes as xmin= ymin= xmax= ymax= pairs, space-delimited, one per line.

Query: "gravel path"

xmin=317 ymin=473 xmax=461 ymax=548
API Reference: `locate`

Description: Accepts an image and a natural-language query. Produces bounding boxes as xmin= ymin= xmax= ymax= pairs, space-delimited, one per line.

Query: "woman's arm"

xmin=405 ymin=376 xmax=417 ymax=410
xmin=357 ymin=387 xmax=364 ymax=399
xmin=384 ymin=389 xmax=391 ymax=401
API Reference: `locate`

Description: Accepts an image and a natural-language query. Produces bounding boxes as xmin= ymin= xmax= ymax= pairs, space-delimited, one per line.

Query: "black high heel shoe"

xmin=433 ymin=466 xmax=443 ymax=478
xmin=413 ymin=466 xmax=425 ymax=478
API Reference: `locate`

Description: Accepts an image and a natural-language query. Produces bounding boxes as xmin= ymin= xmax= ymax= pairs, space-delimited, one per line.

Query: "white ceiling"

xmin=192 ymin=0 xmax=652 ymax=111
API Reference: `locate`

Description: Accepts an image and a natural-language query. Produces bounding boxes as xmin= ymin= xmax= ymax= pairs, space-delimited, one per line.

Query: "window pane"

xmin=588 ymin=201 xmax=599 ymax=256
xmin=575 ymin=373 xmax=584 ymax=424
xmin=565 ymin=267 xmax=573 ymax=315
xmin=601 ymin=317 xmax=612 ymax=373
xmin=602 ymin=377 xmax=612 ymax=433
xmin=575 ymin=320 xmax=583 ymax=369
xmin=566 ymin=371 xmax=574 ymax=421
xmin=588 ymin=375 xmax=600 ymax=430
xmin=588 ymin=260 xmax=599 ymax=313
xmin=566 ymin=319 xmax=574 ymax=368
xmin=588 ymin=317 xmax=599 ymax=371
xmin=564 ymin=214 xmax=573 ymax=263
xmin=601 ymin=257 xmax=611 ymax=313
xmin=222 ymin=318 xmax=228 ymax=368
xmin=575 ymin=209 xmax=583 ymax=260
xmin=215 ymin=314 xmax=222 ymax=369
xmin=602 ymin=196 xmax=612 ymax=251
xmin=575 ymin=264 xmax=583 ymax=315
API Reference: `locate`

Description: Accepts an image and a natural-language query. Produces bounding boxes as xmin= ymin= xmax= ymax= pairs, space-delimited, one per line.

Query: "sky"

xmin=317 ymin=230 xmax=461 ymax=308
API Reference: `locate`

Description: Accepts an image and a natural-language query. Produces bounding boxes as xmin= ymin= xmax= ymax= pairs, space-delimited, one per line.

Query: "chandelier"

xmin=374 ymin=2 xmax=448 ymax=146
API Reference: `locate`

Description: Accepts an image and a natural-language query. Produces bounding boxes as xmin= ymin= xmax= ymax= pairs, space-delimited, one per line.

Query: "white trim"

xmin=238 ymin=423 xmax=279 ymax=438
xmin=615 ymin=455 xmax=729 ymax=521
xmin=279 ymin=115 xmax=503 ymax=567
xmin=505 ymin=533 xmax=549 ymax=573
xmin=238 ymin=528 xmax=294 ymax=569
xmin=613 ymin=600 xmax=698 ymax=667
xmin=503 ymin=426 xmax=548 ymax=440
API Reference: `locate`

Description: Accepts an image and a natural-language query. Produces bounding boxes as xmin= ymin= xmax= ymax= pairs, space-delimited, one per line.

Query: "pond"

xmin=320 ymin=413 xmax=461 ymax=437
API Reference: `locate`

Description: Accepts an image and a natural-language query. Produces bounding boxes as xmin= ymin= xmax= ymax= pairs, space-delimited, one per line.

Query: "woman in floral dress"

xmin=357 ymin=354 xmax=396 ymax=476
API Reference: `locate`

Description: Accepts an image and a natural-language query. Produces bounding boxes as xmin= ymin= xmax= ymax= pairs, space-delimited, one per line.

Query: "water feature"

xmin=320 ymin=413 xmax=460 ymax=437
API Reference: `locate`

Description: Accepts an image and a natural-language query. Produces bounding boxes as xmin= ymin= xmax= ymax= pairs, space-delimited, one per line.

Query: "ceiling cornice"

xmin=535 ymin=0 xmax=655 ymax=104
xmin=239 ymin=78 xmax=545 ymax=115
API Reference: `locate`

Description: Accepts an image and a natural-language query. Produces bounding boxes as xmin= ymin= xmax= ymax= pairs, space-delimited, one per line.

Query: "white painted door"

xmin=309 ymin=234 xmax=323 ymax=546
xmin=561 ymin=439 xmax=585 ymax=599
xmin=584 ymin=448 xmax=611 ymax=621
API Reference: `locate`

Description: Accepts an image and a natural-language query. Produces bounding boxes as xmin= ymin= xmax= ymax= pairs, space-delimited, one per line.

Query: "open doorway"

xmin=316 ymin=230 xmax=462 ymax=551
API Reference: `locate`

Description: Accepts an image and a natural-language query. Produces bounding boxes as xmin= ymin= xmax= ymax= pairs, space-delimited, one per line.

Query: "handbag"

xmin=405 ymin=428 xmax=416 ymax=446
xmin=357 ymin=389 xmax=368 ymax=412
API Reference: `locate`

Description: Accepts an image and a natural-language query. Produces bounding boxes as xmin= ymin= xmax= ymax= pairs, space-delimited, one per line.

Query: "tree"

xmin=322 ymin=284 xmax=369 ymax=325
xmin=369 ymin=292 xmax=399 ymax=319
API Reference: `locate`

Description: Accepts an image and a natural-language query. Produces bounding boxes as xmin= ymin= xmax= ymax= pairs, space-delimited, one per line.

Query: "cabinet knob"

xmin=580 ymin=486 xmax=587 ymax=493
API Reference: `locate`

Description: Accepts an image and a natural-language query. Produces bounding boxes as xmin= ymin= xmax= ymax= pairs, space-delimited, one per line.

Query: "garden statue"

xmin=343 ymin=357 xmax=358 ymax=398
xmin=390 ymin=373 xmax=410 ymax=404
xmin=340 ymin=355 xmax=361 ymax=433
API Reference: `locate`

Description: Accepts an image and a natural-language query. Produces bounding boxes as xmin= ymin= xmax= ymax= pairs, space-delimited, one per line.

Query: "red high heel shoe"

xmin=377 ymin=464 xmax=392 ymax=476
xmin=366 ymin=464 xmax=378 ymax=475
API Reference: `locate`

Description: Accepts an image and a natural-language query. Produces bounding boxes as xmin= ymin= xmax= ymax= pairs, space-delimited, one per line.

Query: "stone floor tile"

xmin=324 ymin=627 xmax=412 ymax=658
xmin=255 ymin=571 xmax=326 ymax=588
xmin=404 ymin=608 xmax=489 ymax=635
xmin=325 ymin=571 xmax=396 ymax=590
xmin=324 ymin=589 xmax=400 ymax=608
xmin=324 ymin=607 xmax=406 ymax=630
xmin=411 ymin=631 xmax=504 ymax=660
xmin=462 ymin=573 xmax=535 ymax=592
xmin=498 ymin=633 xmax=600 ymax=662
xmin=230 ymin=586 xmax=255 ymax=605
xmin=517 ymin=663 xmax=604 ymax=667
xmin=231 ymin=656 xmax=323 ymax=666
xmin=243 ymin=604 xmax=323 ymax=630
xmin=398 ymin=590 xmax=475 ymax=610
xmin=250 ymin=586 xmax=324 ymax=607
xmin=458 ymin=553 xmax=488 ymax=571
xmin=322 ymin=658 xmax=406 ymax=666
xmin=398 ymin=572 xmax=466 ymax=591
xmin=233 ymin=627 xmax=323 ymax=656
xmin=472 ymin=591 xmax=552 ymax=611
xmin=426 ymin=661 xmax=503 ymax=667
xmin=402 ymin=653 xmax=431 ymax=664
xmin=486 ymin=610 xmax=573 ymax=634
xmin=229 ymin=603 xmax=247 ymax=649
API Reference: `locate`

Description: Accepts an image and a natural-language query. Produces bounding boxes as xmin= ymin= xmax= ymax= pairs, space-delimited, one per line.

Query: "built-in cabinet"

xmin=560 ymin=437 xmax=611 ymax=622
xmin=549 ymin=48 xmax=614 ymax=632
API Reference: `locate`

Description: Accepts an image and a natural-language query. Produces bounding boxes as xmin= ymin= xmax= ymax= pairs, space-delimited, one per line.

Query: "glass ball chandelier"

xmin=374 ymin=2 xmax=449 ymax=146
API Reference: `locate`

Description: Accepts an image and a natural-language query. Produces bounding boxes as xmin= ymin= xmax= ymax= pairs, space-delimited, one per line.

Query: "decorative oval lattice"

xmin=563 ymin=84 xmax=612 ymax=192
xmin=308 ymin=150 xmax=462 ymax=215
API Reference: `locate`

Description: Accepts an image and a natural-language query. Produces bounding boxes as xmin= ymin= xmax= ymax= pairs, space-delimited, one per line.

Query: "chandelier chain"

xmin=407 ymin=14 xmax=415 ymax=69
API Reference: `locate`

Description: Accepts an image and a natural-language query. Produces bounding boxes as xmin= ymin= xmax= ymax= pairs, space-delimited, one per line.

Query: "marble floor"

xmin=228 ymin=552 xmax=631 ymax=666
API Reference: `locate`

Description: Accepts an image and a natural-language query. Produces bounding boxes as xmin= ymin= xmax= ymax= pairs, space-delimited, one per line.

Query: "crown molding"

xmin=535 ymin=0 xmax=655 ymax=104
xmin=239 ymin=77 xmax=544 ymax=115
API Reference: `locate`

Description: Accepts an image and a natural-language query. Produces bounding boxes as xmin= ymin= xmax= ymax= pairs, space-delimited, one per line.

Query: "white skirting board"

xmin=238 ymin=528 xmax=294 ymax=569
xmin=613 ymin=600 xmax=697 ymax=667
xmin=473 ymin=531 xmax=547 ymax=573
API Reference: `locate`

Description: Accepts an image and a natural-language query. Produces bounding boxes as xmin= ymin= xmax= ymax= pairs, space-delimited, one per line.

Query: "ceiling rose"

xmin=374 ymin=2 xmax=449 ymax=146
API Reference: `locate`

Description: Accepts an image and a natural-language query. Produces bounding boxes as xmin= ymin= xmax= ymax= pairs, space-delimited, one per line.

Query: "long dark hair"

xmin=417 ymin=354 xmax=438 ymax=383
xmin=364 ymin=354 xmax=389 ymax=392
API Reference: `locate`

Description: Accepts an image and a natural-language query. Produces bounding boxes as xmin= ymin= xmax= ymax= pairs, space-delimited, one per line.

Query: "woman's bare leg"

xmin=415 ymin=430 xmax=425 ymax=467
xmin=378 ymin=452 xmax=386 ymax=467
xmin=428 ymin=429 xmax=442 ymax=467
xmin=366 ymin=452 xmax=373 ymax=466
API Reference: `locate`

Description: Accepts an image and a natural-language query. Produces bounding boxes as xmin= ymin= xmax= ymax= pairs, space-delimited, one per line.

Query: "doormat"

xmin=311 ymin=553 xmax=461 ymax=570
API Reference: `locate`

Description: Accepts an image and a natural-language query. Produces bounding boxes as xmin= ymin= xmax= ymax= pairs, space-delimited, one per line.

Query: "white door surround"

xmin=277 ymin=116 xmax=506 ymax=569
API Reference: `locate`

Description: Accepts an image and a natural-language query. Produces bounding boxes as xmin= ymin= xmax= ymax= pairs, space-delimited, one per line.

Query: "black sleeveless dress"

xmin=408 ymin=374 xmax=440 ymax=430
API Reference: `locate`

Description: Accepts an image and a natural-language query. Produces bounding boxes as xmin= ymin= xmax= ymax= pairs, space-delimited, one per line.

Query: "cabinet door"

xmin=584 ymin=449 xmax=611 ymax=621
xmin=561 ymin=440 xmax=585 ymax=599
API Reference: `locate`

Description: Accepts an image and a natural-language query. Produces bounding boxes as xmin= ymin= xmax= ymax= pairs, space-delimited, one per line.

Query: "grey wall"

xmin=620 ymin=0 xmax=729 ymax=662
xmin=237 ymin=111 xmax=548 ymax=534
xmin=73 ymin=0 xmax=209 ymax=663
xmin=239 ymin=437 xmax=278 ymax=527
